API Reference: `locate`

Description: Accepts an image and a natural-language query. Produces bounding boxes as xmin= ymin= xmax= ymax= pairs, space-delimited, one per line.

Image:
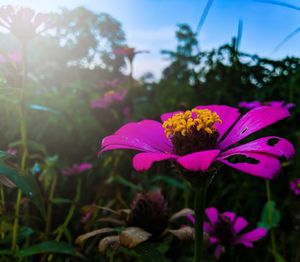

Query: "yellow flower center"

xmin=297 ymin=181 xmax=300 ymax=189
xmin=163 ymin=109 xmax=222 ymax=138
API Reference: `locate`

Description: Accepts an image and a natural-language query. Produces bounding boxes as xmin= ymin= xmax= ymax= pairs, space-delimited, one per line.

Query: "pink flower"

xmin=0 ymin=5 xmax=50 ymax=41
xmin=81 ymin=203 xmax=97 ymax=223
xmin=63 ymin=162 xmax=92 ymax=176
xmin=90 ymin=90 xmax=128 ymax=109
xmin=188 ymin=207 xmax=267 ymax=259
xmin=0 ymin=51 xmax=22 ymax=65
xmin=113 ymin=46 xmax=135 ymax=56
xmin=99 ymin=105 xmax=295 ymax=179
xmin=112 ymin=46 xmax=149 ymax=61
xmin=6 ymin=147 xmax=17 ymax=156
xmin=290 ymin=178 xmax=300 ymax=196
xmin=239 ymin=101 xmax=295 ymax=110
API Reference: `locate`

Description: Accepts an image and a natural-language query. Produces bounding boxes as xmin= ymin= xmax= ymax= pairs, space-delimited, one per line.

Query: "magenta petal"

xmin=187 ymin=214 xmax=195 ymax=224
xmin=214 ymin=244 xmax=224 ymax=259
xmin=236 ymin=228 xmax=267 ymax=247
xmin=204 ymin=221 xmax=213 ymax=233
xmin=239 ymin=101 xmax=261 ymax=109
xmin=101 ymin=120 xmax=173 ymax=154
xmin=233 ymin=216 xmax=249 ymax=234
xmin=176 ymin=150 xmax=220 ymax=172
xmin=209 ymin=237 xmax=220 ymax=244
xmin=99 ymin=144 xmax=145 ymax=155
xmin=205 ymin=207 xmax=219 ymax=225
xmin=220 ymin=136 xmax=295 ymax=160
xmin=218 ymin=106 xmax=290 ymax=150
xmin=101 ymin=135 xmax=158 ymax=153
xmin=132 ymin=152 xmax=177 ymax=171
xmin=222 ymin=211 xmax=236 ymax=222
xmin=195 ymin=105 xmax=241 ymax=141
xmin=218 ymin=152 xmax=281 ymax=179
xmin=286 ymin=102 xmax=296 ymax=109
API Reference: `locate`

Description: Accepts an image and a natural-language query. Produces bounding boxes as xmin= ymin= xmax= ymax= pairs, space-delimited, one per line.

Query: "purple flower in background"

xmin=63 ymin=162 xmax=92 ymax=176
xmin=90 ymin=90 xmax=128 ymax=109
xmin=113 ymin=46 xmax=135 ymax=56
xmin=6 ymin=147 xmax=17 ymax=156
xmin=113 ymin=46 xmax=149 ymax=62
xmin=0 ymin=51 xmax=22 ymax=65
xmin=290 ymin=178 xmax=300 ymax=196
xmin=81 ymin=203 xmax=97 ymax=223
xmin=188 ymin=207 xmax=267 ymax=259
xmin=99 ymin=105 xmax=294 ymax=179
xmin=239 ymin=101 xmax=295 ymax=110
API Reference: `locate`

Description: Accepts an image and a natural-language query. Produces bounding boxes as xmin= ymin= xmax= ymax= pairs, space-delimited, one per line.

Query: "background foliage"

xmin=0 ymin=6 xmax=299 ymax=262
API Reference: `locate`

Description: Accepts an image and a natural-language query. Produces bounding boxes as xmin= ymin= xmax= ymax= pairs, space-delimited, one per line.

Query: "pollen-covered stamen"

xmin=162 ymin=109 xmax=222 ymax=155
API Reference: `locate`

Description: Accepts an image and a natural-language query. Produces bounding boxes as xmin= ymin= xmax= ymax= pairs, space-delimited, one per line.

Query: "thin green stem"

xmin=193 ymin=185 xmax=207 ymax=262
xmin=0 ymin=185 xmax=5 ymax=239
xmin=11 ymin=40 xmax=28 ymax=253
xmin=265 ymin=180 xmax=277 ymax=254
xmin=45 ymin=175 xmax=57 ymax=235
xmin=47 ymin=177 xmax=82 ymax=262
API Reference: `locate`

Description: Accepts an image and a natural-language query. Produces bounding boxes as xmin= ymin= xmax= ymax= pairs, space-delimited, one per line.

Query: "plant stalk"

xmin=45 ymin=175 xmax=57 ymax=235
xmin=47 ymin=176 xmax=82 ymax=262
xmin=11 ymin=40 xmax=29 ymax=252
xmin=193 ymin=185 xmax=207 ymax=262
xmin=265 ymin=180 xmax=277 ymax=254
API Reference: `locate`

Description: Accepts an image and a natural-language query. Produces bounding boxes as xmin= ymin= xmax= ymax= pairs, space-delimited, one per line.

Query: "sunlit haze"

xmin=2 ymin=0 xmax=300 ymax=78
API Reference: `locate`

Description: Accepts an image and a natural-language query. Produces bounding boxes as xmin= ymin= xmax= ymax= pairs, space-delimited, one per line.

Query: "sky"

xmin=2 ymin=0 xmax=300 ymax=78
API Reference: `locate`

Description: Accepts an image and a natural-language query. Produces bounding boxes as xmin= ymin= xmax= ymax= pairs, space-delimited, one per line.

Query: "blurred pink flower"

xmin=63 ymin=162 xmax=92 ymax=176
xmin=113 ymin=46 xmax=149 ymax=62
xmin=239 ymin=101 xmax=295 ymax=110
xmin=290 ymin=178 xmax=300 ymax=196
xmin=113 ymin=46 xmax=135 ymax=56
xmin=0 ymin=5 xmax=50 ymax=42
xmin=0 ymin=51 xmax=22 ymax=65
xmin=188 ymin=207 xmax=267 ymax=259
xmin=6 ymin=147 xmax=17 ymax=156
xmin=81 ymin=203 xmax=97 ymax=223
xmin=90 ymin=89 xmax=128 ymax=109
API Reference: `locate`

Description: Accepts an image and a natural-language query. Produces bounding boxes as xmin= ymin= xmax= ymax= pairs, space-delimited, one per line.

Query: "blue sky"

xmin=2 ymin=0 xmax=300 ymax=78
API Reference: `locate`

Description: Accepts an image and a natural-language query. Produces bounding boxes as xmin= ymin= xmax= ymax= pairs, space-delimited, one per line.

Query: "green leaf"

xmin=17 ymin=241 xmax=79 ymax=257
xmin=9 ymin=140 xmax=47 ymax=155
xmin=271 ymin=250 xmax=286 ymax=262
xmin=0 ymin=227 xmax=34 ymax=244
xmin=152 ymin=175 xmax=185 ymax=190
xmin=113 ymin=176 xmax=142 ymax=191
xmin=0 ymin=250 xmax=12 ymax=255
xmin=135 ymin=242 xmax=167 ymax=262
xmin=258 ymin=201 xmax=281 ymax=230
xmin=0 ymin=161 xmax=46 ymax=219
xmin=29 ymin=104 xmax=61 ymax=115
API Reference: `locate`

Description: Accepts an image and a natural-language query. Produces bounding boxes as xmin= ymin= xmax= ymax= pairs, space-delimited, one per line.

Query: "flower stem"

xmin=45 ymin=175 xmax=57 ymax=235
xmin=11 ymin=40 xmax=28 ymax=252
xmin=265 ymin=180 xmax=277 ymax=254
xmin=193 ymin=185 xmax=207 ymax=262
xmin=0 ymin=185 xmax=5 ymax=239
xmin=47 ymin=177 xmax=82 ymax=262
